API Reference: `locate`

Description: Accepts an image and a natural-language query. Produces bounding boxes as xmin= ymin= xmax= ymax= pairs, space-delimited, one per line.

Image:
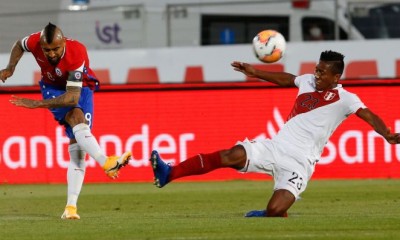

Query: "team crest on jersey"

xmin=324 ymin=91 xmax=336 ymax=101
xmin=55 ymin=68 xmax=62 ymax=77
xmin=74 ymin=71 xmax=82 ymax=80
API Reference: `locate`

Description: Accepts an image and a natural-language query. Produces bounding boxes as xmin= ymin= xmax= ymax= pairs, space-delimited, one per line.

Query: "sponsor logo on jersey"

xmin=47 ymin=72 xmax=55 ymax=81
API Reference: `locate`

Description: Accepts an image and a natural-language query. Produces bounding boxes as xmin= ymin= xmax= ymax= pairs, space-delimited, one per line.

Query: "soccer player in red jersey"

xmin=150 ymin=50 xmax=400 ymax=217
xmin=0 ymin=23 xmax=131 ymax=220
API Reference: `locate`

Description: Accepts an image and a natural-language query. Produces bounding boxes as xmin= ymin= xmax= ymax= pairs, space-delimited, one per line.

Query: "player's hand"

xmin=231 ymin=61 xmax=257 ymax=78
xmin=0 ymin=68 xmax=13 ymax=83
xmin=9 ymin=95 xmax=40 ymax=109
xmin=383 ymin=128 xmax=400 ymax=144
xmin=386 ymin=133 xmax=400 ymax=144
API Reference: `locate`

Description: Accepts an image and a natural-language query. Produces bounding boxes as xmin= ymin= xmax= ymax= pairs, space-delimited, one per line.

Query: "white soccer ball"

xmin=252 ymin=30 xmax=286 ymax=63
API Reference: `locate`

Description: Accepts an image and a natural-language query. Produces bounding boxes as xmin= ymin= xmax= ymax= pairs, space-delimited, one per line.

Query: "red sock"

xmin=169 ymin=151 xmax=223 ymax=181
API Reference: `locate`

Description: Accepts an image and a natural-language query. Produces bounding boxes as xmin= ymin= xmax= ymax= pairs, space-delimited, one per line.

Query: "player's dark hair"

xmin=43 ymin=22 xmax=58 ymax=44
xmin=320 ymin=50 xmax=345 ymax=75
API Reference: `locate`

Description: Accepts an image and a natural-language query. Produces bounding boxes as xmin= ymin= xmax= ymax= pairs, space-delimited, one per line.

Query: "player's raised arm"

xmin=0 ymin=40 xmax=25 ymax=83
xmin=231 ymin=61 xmax=296 ymax=87
xmin=356 ymin=108 xmax=400 ymax=144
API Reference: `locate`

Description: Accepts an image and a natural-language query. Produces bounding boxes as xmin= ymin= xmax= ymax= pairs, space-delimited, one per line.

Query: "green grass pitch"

xmin=1 ymin=179 xmax=400 ymax=240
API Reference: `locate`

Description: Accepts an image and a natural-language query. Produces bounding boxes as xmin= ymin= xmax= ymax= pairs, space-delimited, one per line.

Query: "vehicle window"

xmin=201 ymin=15 xmax=289 ymax=45
xmin=302 ymin=17 xmax=348 ymax=41
xmin=351 ymin=3 xmax=400 ymax=39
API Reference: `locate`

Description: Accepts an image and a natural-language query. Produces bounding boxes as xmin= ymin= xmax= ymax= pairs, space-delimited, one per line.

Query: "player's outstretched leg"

xmin=150 ymin=150 xmax=172 ymax=188
xmin=103 ymin=151 xmax=132 ymax=179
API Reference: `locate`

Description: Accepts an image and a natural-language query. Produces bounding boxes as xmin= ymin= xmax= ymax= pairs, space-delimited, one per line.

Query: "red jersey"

xmin=21 ymin=32 xmax=99 ymax=90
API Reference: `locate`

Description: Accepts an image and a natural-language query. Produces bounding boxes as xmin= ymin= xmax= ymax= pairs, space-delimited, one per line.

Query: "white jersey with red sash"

xmin=273 ymin=74 xmax=366 ymax=165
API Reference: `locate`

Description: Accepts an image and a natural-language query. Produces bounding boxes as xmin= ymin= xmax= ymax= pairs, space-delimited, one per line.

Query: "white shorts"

xmin=237 ymin=138 xmax=313 ymax=198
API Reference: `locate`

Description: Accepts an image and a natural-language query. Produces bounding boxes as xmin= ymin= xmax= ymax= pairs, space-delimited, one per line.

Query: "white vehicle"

xmin=0 ymin=0 xmax=399 ymax=52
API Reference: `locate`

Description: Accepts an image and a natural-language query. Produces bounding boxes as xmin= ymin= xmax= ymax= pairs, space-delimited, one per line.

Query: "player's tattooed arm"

xmin=9 ymin=86 xmax=81 ymax=109
xmin=41 ymin=85 xmax=81 ymax=108
xmin=10 ymin=70 xmax=83 ymax=109
xmin=0 ymin=40 xmax=24 ymax=83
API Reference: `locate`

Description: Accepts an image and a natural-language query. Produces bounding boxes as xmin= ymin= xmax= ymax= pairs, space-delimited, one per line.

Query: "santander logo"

xmin=0 ymin=125 xmax=195 ymax=170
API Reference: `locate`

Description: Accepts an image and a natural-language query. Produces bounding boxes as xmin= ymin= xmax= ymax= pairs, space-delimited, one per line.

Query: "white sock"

xmin=73 ymin=123 xmax=107 ymax=166
xmin=66 ymin=143 xmax=86 ymax=207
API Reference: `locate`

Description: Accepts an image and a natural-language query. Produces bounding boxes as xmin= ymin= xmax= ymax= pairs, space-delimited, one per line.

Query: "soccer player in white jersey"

xmin=149 ymin=50 xmax=400 ymax=217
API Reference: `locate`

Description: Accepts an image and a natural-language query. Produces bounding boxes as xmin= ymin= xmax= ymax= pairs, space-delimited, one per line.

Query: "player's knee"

xmin=221 ymin=145 xmax=247 ymax=168
xmin=65 ymin=108 xmax=86 ymax=126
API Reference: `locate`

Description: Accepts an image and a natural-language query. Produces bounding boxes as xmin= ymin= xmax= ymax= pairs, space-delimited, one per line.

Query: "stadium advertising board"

xmin=0 ymin=82 xmax=400 ymax=183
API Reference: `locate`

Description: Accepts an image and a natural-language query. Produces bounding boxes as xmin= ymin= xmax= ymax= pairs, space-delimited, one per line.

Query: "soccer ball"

xmin=252 ymin=30 xmax=286 ymax=63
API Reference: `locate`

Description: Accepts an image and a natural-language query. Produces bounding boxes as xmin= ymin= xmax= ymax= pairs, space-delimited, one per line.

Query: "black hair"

xmin=43 ymin=22 xmax=58 ymax=44
xmin=319 ymin=50 xmax=345 ymax=75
